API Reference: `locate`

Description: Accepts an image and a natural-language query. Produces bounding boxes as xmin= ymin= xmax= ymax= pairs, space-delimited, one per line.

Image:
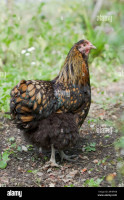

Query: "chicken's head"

xmin=76 ymin=40 xmax=96 ymax=56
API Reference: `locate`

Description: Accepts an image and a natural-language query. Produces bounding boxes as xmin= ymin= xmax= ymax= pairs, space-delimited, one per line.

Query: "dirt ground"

xmin=0 ymin=81 xmax=124 ymax=187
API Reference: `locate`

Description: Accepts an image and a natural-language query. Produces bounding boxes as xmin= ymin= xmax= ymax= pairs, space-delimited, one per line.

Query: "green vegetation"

xmin=0 ymin=0 xmax=124 ymax=112
xmin=83 ymin=142 xmax=96 ymax=152
xmin=0 ymin=151 xmax=11 ymax=169
xmin=84 ymin=177 xmax=104 ymax=187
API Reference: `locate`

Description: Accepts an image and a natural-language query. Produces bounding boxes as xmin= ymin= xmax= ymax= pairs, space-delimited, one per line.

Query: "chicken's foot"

xmin=59 ymin=150 xmax=77 ymax=162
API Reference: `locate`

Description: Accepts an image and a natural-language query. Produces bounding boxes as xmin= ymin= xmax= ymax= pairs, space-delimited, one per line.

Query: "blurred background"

xmin=0 ymin=0 xmax=124 ymax=187
xmin=0 ymin=0 xmax=123 ymax=112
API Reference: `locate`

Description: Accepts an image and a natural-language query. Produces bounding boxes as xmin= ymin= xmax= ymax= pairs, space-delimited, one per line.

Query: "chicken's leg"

xmin=48 ymin=144 xmax=60 ymax=167
xmin=59 ymin=150 xmax=77 ymax=162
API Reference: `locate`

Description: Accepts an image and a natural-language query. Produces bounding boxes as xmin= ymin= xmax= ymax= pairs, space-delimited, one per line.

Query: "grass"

xmin=0 ymin=0 xmax=124 ymax=113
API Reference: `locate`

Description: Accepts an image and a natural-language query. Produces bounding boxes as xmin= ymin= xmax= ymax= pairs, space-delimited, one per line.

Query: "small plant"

xmin=84 ymin=142 xmax=96 ymax=152
xmin=0 ymin=151 xmax=11 ymax=169
xmin=104 ymin=134 xmax=110 ymax=138
xmin=27 ymin=169 xmax=37 ymax=174
xmin=26 ymin=144 xmax=33 ymax=151
xmin=97 ymin=157 xmax=108 ymax=166
xmin=88 ymin=118 xmax=98 ymax=124
xmin=64 ymin=184 xmax=75 ymax=187
xmin=17 ymin=146 xmax=22 ymax=152
xmin=43 ymin=156 xmax=48 ymax=161
xmin=84 ymin=177 xmax=104 ymax=187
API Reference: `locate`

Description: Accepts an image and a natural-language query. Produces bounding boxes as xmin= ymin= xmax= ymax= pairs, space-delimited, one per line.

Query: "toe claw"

xmin=42 ymin=161 xmax=61 ymax=169
xmin=60 ymin=151 xmax=77 ymax=162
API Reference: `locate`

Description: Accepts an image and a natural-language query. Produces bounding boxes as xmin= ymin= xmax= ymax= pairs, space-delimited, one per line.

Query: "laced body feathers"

xmin=10 ymin=40 xmax=91 ymax=150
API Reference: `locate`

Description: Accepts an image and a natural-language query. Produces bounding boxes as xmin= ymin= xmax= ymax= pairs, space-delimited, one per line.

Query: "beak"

xmin=89 ymin=43 xmax=96 ymax=49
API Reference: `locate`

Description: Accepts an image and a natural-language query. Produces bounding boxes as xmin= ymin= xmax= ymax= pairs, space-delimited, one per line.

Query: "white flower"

xmin=21 ymin=49 xmax=26 ymax=54
xmin=31 ymin=62 xmax=36 ymax=66
xmin=60 ymin=16 xmax=64 ymax=21
xmin=25 ymin=52 xmax=30 ymax=56
xmin=27 ymin=47 xmax=35 ymax=52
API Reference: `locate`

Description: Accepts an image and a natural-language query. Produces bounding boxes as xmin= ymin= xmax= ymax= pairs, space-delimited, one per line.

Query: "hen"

xmin=10 ymin=40 xmax=96 ymax=166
